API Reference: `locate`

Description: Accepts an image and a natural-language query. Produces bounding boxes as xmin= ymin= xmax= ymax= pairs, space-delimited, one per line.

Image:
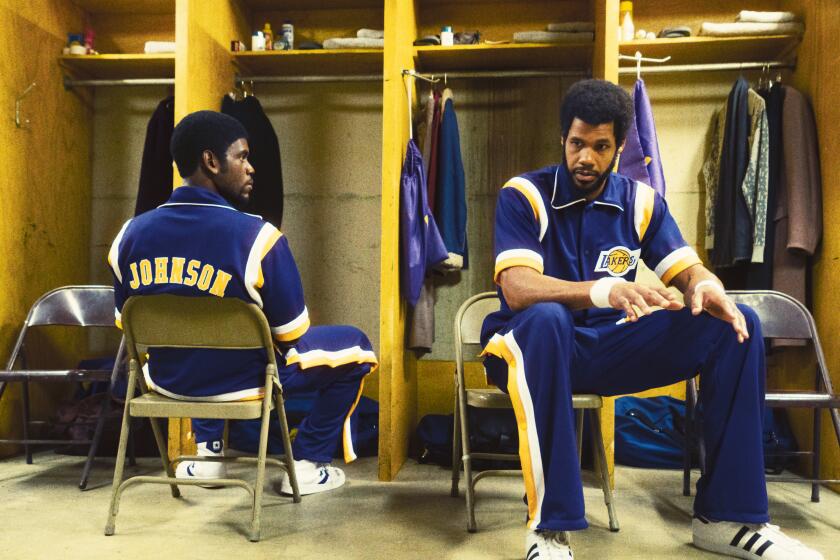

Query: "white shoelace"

xmin=543 ymin=531 xmax=570 ymax=547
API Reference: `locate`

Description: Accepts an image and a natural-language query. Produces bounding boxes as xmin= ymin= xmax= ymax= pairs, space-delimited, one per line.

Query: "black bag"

xmin=416 ymin=409 xmax=520 ymax=469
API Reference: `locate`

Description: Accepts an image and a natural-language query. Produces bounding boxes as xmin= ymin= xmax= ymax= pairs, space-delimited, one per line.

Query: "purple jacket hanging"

xmin=619 ymin=79 xmax=666 ymax=196
xmin=400 ymin=139 xmax=448 ymax=307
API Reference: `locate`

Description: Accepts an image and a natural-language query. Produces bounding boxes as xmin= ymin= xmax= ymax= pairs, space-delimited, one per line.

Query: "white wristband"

xmin=694 ymin=279 xmax=725 ymax=294
xmin=590 ymin=277 xmax=626 ymax=308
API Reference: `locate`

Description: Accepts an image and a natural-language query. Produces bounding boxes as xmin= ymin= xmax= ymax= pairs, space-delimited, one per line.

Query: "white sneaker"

xmin=525 ymin=530 xmax=574 ymax=560
xmin=692 ymin=517 xmax=824 ymax=559
xmin=175 ymin=441 xmax=227 ymax=485
xmin=279 ymin=459 xmax=346 ymax=496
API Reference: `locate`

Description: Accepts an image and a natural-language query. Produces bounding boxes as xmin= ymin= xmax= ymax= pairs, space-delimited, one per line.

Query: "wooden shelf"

xmin=58 ymin=54 xmax=175 ymax=80
xmin=619 ymin=35 xmax=801 ymax=66
xmin=71 ymin=0 xmax=173 ymax=14
xmin=414 ymin=42 xmax=593 ymax=73
xmin=241 ymin=0 xmax=382 ymax=9
xmin=233 ymin=49 xmax=383 ymax=76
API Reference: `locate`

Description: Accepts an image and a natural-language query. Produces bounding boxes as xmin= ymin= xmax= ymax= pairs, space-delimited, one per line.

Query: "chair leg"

xmin=450 ymin=391 xmax=461 ymax=498
xmin=147 ymin=417 xmax=180 ymax=498
xmin=576 ymin=409 xmax=584 ymax=466
xmin=250 ymin=388 xmax=274 ymax=543
xmin=459 ymin=404 xmax=477 ymax=533
xmin=683 ymin=379 xmax=695 ymax=497
xmin=811 ymin=407 xmax=821 ymax=503
xmin=80 ymin=391 xmax=113 ymax=490
xmin=105 ymin=368 xmax=138 ymax=536
xmin=590 ymin=410 xmax=619 ymax=532
xmin=127 ymin=420 xmax=137 ymax=467
xmin=275 ymin=388 xmax=301 ymax=504
xmin=21 ymin=381 xmax=32 ymax=464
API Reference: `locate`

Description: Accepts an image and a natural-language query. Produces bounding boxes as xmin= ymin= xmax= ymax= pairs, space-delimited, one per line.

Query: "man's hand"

xmin=688 ymin=283 xmax=749 ymax=343
xmin=608 ymin=282 xmax=684 ymax=322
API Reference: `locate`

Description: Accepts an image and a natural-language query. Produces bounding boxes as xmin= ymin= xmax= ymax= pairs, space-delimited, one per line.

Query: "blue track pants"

xmin=483 ymin=303 xmax=768 ymax=531
xmin=193 ymin=325 xmax=376 ymax=463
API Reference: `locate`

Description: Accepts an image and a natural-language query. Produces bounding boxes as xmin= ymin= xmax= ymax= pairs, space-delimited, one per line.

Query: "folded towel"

xmin=546 ymin=22 xmax=595 ymax=32
xmin=513 ymin=30 xmax=594 ymax=44
xmin=737 ymin=10 xmax=797 ymax=23
xmin=699 ymin=22 xmax=804 ymax=37
xmin=144 ymin=41 xmax=176 ymax=54
xmin=323 ymin=37 xmax=384 ymax=49
xmin=357 ymin=28 xmax=384 ymax=39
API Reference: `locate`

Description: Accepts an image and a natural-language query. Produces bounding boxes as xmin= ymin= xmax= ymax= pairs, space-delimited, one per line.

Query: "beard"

xmin=564 ymin=150 xmax=619 ymax=197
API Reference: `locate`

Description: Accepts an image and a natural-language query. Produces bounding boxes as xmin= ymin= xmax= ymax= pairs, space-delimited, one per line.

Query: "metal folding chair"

xmin=0 ymin=285 xmax=126 ymax=489
xmin=104 ymin=294 xmax=300 ymax=542
xmin=450 ymin=292 xmax=619 ymax=533
xmin=682 ymin=290 xmax=840 ymax=501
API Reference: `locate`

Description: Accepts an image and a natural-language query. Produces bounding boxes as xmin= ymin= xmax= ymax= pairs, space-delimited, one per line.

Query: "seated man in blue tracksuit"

xmin=481 ymin=80 xmax=823 ymax=560
xmin=108 ymin=110 xmax=377 ymax=495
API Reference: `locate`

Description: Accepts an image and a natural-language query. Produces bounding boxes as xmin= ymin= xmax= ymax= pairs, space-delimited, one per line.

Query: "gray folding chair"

xmin=450 ymin=292 xmax=619 ymax=533
xmin=682 ymin=290 xmax=840 ymax=501
xmin=0 ymin=285 xmax=126 ymax=489
xmin=105 ymin=294 xmax=300 ymax=542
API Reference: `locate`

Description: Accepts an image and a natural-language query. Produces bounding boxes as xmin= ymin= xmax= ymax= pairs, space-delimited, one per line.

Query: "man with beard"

xmin=481 ymin=80 xmax=823 ymax=560
xmin=108 ymin=111 xmax=377 ymax=495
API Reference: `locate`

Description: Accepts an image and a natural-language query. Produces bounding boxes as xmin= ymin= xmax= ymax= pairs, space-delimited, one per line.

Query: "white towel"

xmin=144 ymin=41 xmax=176 ymax=54
xmin=737 ymin=11 xmax=797 ymax=23
xmin=546 ymin=22 xmax=595 ymax=32
xmin=699 ymin=22 xmax=804 ymax=37
xmin=323 ymin=37 xmax=384 ymax=49
xmin=513 ymin=30 xmax=594 ymax=44
xmin=357 ymin=28 xmax=384 ymax=39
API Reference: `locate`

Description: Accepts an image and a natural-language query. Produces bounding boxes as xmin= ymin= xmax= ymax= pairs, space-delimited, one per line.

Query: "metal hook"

xmin=618 ymin=52 xmax=672 ymax=80
xmin=401 ymin=69 xmax=440 ymax=84
xmin=636 ymin=51 xmax=642 ymax=81
xmin=15 ymin=82 xmax=36 ymax=128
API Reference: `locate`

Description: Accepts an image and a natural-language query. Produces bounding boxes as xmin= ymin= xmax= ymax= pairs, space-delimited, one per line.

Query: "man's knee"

xmin=521 ymin=302 xmax=574 ymax=336
xmin=331 ymin=325 xmax=374 ymax=350
xmin=737 ymin=303 xmax=763 ymax=338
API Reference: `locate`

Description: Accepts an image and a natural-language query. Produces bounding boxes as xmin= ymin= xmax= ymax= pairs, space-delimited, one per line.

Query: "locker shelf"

xmin=59 ymin=54 xmax=175 ymax=80
xmin=234 ymin=49 xmax=383 ymax=76
xmin=413 ymin=42 xmax=593 ymax=73
xmin=619 ymin=35 xmax=800 ymax=67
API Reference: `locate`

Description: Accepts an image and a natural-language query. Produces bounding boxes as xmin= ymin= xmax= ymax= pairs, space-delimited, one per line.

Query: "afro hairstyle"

xmin=560 ymin=79 xmax=633 ymax=146
xmin=170 ymin=110 xmax=249 ymax=178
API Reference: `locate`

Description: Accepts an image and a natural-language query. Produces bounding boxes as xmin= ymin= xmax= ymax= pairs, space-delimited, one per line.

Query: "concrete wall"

xmin=257 ymin=83 xmax=382 ymax=357
xmin=89 ymin=87 xmax=172 ymax=287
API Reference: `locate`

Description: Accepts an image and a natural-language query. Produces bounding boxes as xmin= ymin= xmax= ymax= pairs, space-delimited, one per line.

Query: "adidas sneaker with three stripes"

xmin=525 ymin=530 xmax=574 ymax=560
xmin=692 ymin=517 xmax=824 ymax=559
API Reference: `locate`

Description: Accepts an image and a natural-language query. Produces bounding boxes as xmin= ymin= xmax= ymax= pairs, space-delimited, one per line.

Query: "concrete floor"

xmin=1 ymin=452 xmax=838 ymax=559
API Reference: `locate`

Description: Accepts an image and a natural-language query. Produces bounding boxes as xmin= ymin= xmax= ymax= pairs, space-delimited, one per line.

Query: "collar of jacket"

xmin=550 ymin=165 xmax=625 ymax=212
xmin=165 ymin=185 xmax=235 ymax=208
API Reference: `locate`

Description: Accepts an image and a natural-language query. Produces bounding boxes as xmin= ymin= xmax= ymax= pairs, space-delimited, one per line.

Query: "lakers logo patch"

xmin=594 ymin=246 xmax=641 ymax=277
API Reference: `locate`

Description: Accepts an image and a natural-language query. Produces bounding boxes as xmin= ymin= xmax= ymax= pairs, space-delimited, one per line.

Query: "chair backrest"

xmin=454 ymin=292 xmax=500 ymax=367
xmin=121 ymin=295 xmax=276 ymax=366
xmin=727 ymin=290 xmax=815 ymax=341
xmin=26 ymin=285 xmax=116 ymax=328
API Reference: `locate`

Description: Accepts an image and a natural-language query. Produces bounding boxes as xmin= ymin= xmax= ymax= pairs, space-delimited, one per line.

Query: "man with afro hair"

xmin=481 ymin=80 xmax=823 ymax=560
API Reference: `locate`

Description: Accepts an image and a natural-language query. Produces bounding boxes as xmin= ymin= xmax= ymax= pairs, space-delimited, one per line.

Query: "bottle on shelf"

xmin=251 ymin=31 xmax=266 ymax=51
xmin=620 ymin=1 xmax=635 ymax=42
xmin=281 ymin=21 xmax=294 ymax=50
xmin=440 ymin=25 xmax=454 ymax=46
xmin=263 ymin=22 xmax=273 ymax=51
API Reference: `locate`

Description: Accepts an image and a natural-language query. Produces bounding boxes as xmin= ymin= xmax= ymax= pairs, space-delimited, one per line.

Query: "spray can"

xmin=281 ymin=21 xmax=294 ymax=50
